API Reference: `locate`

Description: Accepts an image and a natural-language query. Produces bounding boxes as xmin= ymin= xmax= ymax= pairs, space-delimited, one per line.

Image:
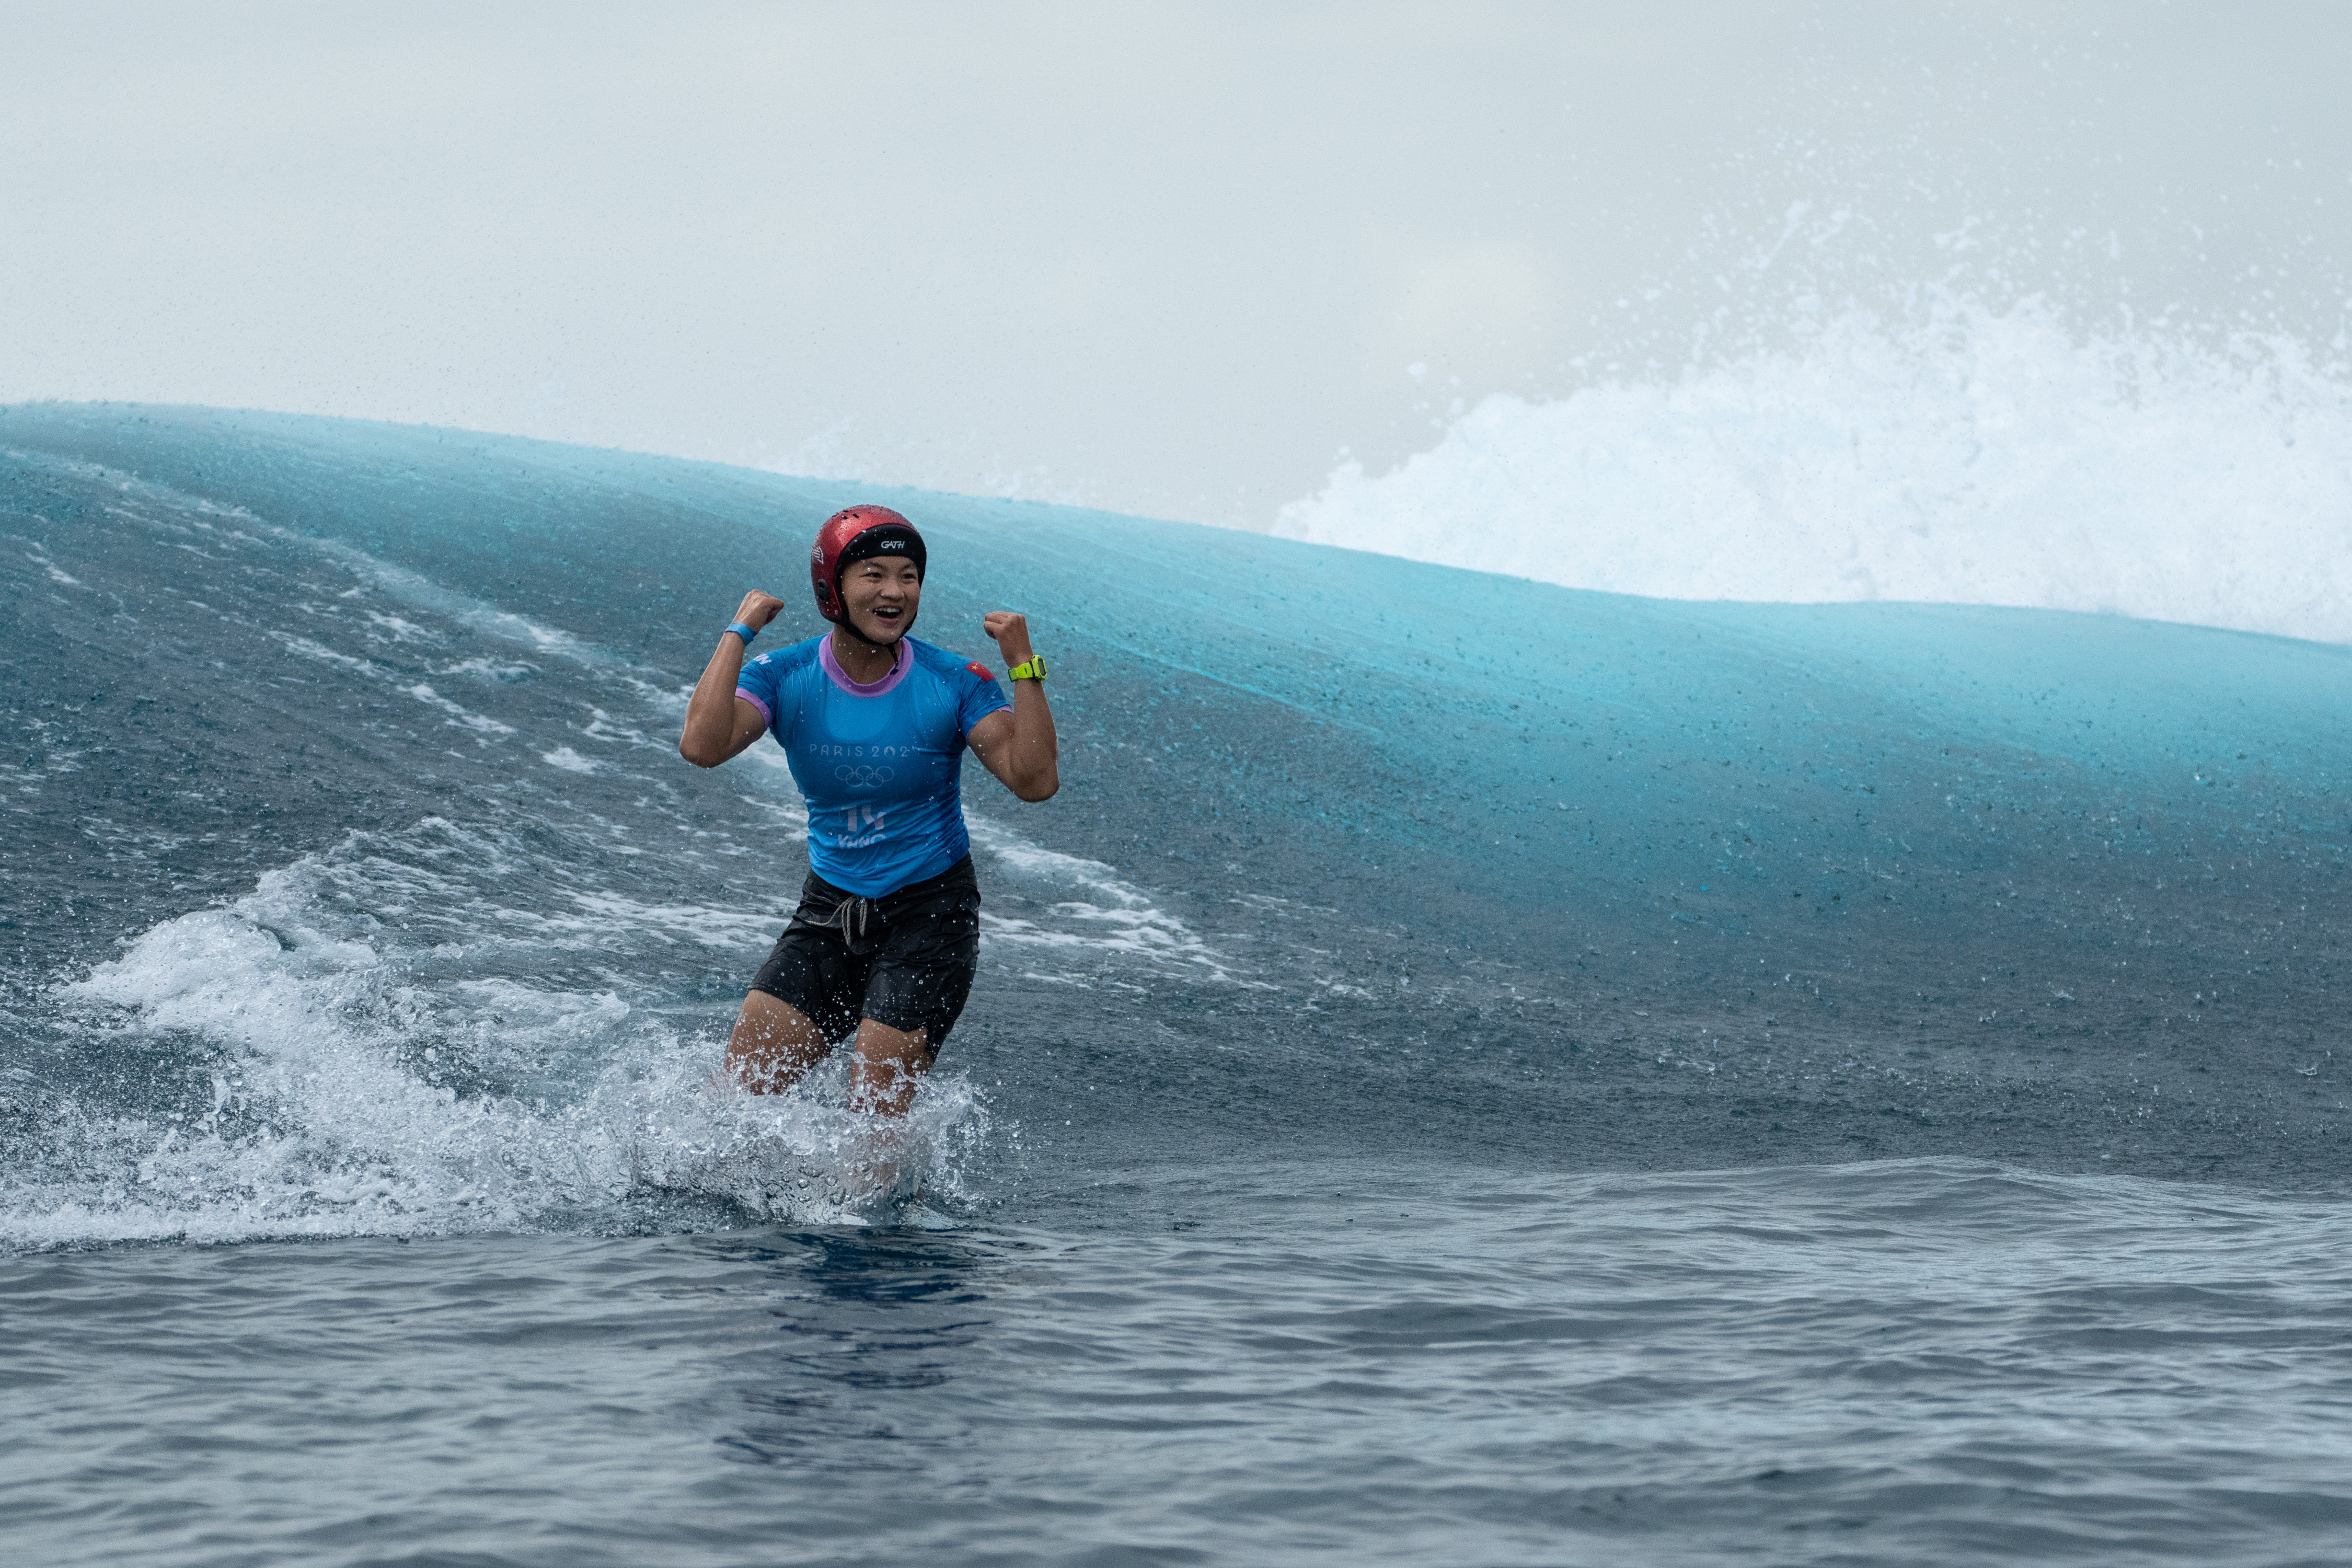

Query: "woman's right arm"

xmin=679 ymin=590 xmax=786 ymax=768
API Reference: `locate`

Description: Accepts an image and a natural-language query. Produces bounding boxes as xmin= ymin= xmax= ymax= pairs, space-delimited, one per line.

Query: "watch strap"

xmin=725 ymin=621 xmax=759 ymax=645
xmin=1007 ymin=655 xmax=1047 ymax=682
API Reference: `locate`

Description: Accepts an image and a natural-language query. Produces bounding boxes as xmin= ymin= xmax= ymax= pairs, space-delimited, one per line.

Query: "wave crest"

xmin=1278 ymin=293 xmax=2352 ymax=642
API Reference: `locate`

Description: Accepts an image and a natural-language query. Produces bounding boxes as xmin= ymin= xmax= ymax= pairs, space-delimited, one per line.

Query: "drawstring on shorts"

xmin=819 ymin=893 xmax=880 ymax=954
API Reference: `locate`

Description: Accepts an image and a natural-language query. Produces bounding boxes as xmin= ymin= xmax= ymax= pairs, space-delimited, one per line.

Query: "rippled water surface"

xmin=4 ymin=408 xmax=2350 ymax=1565
xmin=11 ymin=1163 xmax=2352 ymax=1567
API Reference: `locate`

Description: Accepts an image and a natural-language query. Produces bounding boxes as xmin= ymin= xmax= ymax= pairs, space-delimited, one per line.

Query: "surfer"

xmin=678 ymin=505 xmax=1057 ymax=1115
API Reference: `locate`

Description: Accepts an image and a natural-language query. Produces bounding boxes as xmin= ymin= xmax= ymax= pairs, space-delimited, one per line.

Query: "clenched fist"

xmin=982 ymin=611 xmax=1033 ymax=666
xmin=733 ymin=590 xmax=786 ymax=632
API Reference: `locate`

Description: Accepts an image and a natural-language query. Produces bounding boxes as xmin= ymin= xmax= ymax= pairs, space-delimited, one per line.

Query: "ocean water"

xmin=1278 ymin=293 xmax=2352 ymax=644
xmin=4 ymin=404 xmax=2350 ymax=1565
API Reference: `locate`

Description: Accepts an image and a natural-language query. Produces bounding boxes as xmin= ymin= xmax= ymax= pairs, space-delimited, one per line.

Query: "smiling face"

xmin=837 ymin=556 xmax=923 ymax=645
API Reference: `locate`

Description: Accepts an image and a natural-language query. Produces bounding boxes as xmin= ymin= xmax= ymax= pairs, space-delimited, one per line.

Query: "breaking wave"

xmin=1278 ymin=292 xmax=2352 ymax=643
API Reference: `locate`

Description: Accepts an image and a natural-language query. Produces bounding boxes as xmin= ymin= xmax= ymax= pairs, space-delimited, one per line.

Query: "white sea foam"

xmin=444 ymin=655 xmax=541 ymax=682
xmin=364 ymin=610 xmax=439 ymax=643
xmin=402 ymin=682 xmax=515 ymax=737
xmin=965 ymin=815 xmax=1251 ymax=984
xmin=26 ymin=544 xmax=81 ymax=586
xmin=305 ymin=537 xmax=602 ymax=661
xmin=550 ymin=890 xmax=786 ymax=949
xmin=6 ymin=821 xmax=988 ymax=1250
xmin=1277 ymin=293 xmax=2352 ymax=643
xmin=269 ymin=630 xmax=377 ymax=674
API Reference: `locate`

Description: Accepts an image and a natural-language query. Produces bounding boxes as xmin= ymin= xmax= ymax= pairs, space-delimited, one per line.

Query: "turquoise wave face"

xmin=2 ymin=403 xmax=2346 ymax=1246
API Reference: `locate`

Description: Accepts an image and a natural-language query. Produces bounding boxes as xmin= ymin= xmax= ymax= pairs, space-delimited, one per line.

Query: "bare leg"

xmin=725 ymin=991 xmax=831 ymax=1093
xmin=848 ymin=1019 xmax=934 ymax=1117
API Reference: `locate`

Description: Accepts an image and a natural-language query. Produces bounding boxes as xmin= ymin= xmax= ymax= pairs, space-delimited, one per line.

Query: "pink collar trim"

xmin=819 ymin=634 xmax=912 ymax=696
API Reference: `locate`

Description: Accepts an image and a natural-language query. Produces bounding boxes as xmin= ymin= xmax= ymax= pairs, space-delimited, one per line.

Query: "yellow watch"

xmin=1007 ymin=655 xmax=1047 ymax=682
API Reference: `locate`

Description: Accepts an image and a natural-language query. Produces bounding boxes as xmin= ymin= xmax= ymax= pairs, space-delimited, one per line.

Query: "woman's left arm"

xmin=968 ymin=610 xmax=1058 ymax=802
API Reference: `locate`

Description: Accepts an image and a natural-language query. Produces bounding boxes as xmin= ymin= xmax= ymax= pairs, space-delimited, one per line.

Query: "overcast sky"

xmin=3 ymin=2 xmax=2345 ymax=526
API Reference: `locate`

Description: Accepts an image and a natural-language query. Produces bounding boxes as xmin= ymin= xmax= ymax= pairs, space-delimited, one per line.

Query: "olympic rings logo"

xmin=834 ymin=764 xmax=896 ymax=789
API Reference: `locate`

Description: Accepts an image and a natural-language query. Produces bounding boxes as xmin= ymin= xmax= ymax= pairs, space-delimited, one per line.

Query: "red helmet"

xmin=808 ymin=505 xmax=927 ymax=625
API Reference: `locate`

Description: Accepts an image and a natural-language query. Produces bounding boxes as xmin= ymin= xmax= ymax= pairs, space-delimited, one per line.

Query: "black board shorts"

xmin=748 ymin=855 xmax=981 ymax=1047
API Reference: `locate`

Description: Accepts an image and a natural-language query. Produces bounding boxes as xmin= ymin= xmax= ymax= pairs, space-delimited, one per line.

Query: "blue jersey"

xmin=733 ymin=634 xmax=1011 ymax=896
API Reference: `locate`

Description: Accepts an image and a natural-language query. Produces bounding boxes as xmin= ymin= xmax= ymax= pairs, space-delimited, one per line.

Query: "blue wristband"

xmin=725 ymin=621 xmax=759 ymax=646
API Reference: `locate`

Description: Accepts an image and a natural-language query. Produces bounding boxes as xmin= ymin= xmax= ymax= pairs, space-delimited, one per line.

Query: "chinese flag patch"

xmin=966 ymin=661 xmax=995 ymax=682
